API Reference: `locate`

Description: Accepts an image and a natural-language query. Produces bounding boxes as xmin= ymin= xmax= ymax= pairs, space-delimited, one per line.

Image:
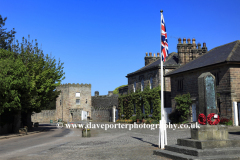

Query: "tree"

xmin=0 ymin=49 xmax=28 ymax=115
xmin=12 ymin=36 xmax=65 ymax=113
xmin=0 ymin=15 xmax=16 ymax=50
xmin=0 ymin=49 xmax=29 ymax=128
xmin=113 ymin=84 xmax=128 ymax=95
xmin=10 ymin=36 xmax=65 ymax=128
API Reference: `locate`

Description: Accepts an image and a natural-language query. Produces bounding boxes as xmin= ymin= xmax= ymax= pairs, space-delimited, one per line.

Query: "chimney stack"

xmin=108 ymin=91 xmax=113 ymax=97
xmin=202 ymin=42 xmax=208 ymax=54
xmin=145 ymin=52 xmax=160 ymax=66
xmin=95 ymin=91 xmax=99 ymax=96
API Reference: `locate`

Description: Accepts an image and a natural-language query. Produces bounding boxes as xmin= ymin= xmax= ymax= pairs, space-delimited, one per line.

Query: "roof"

xmin=165 ymin=40 xmax=240 ymax=76
xmin=126 ymin=52 xmax=179 ymax=77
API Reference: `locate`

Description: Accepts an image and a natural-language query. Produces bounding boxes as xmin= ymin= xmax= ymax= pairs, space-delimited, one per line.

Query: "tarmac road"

xmin=0 ymin=123 xmax=239 ymax=160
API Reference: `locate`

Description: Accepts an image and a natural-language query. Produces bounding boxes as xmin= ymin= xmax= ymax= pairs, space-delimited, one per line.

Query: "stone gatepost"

xmin=112 ymin=106 xmax=116 ymax=122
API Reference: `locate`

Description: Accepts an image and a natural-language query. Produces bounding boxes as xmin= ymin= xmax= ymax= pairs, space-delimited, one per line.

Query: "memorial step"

xmin=153 ymin=149 xmax=240 ymax=160
xmin=165 ymin=145 xmax=240 ymax=157
xmin=177 ymin=138 xmax=240 ymax=149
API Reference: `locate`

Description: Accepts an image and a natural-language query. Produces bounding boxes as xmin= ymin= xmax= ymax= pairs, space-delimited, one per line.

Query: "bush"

xmin=168 ymin=109 xmax=181 ymax=123
xmin=142 ymin=113 xmax=146 ymax=119
xmin=151 ymin=120 xmax=159 ymax=124
xmin=173 ymin=93 xmax=192 ymax=123
xmin=220 ymin=117 xmax=233 ymax=126
xmin=130 ymin=116 xmax=137 ymax=122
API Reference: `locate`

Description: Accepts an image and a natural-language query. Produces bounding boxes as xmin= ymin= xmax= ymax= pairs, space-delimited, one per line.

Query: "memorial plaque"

xmin=205 ymin=76 xmax=216 ymax=110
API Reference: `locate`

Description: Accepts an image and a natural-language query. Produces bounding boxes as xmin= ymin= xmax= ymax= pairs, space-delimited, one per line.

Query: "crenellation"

xmin=58 ymin=83 xmax=91 ymax=88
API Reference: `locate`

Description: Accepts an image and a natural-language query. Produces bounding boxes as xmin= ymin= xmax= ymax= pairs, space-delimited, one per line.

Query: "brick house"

xmin=165 ymin=40 xmax=240 ymax=124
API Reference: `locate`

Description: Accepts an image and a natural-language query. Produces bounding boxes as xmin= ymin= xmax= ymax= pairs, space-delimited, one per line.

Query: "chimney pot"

xmin=203 ymin=42 xmax=206 ymax=47
xmin=178 ymin=38 xmax=182 ymax=44
xmin=157 ymin=53 xmax=160 ymax=57
xmin=183 ymin=38 xmax=186 ymax=44
xmin=192 ymin=38 xmax=196 ymax=44
xmin=198 ymin=43 xmax=201 ymax=49
xmin=187 ymin=38 xmax=191 ymax=44
xmin=154 ymin=53 xmax=156 ymax=57
xmin=145 ymin=52 xmax=148 ymax=56
xmin=149 ymin=52 xmax=152 ymax=57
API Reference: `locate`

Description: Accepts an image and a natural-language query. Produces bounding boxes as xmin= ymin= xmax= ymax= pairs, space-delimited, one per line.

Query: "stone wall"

xmin=170 ymin=65 xmax=233 ymax=118
xmin=31 ymin=110 xmax=56 ymax=123
xmin=92 ymin=93 xmax=118 ymax=109
xmin=91 ymin=108 xmax=113 ymax=122
xmin=0 ymin=111 xmax=21 ymax=134
xmin=91 ymin=91 xmax=118 ymax=122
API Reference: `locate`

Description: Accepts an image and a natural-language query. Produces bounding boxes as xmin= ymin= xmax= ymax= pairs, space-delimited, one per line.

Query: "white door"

xmin=192 ymin=103 xmax=197 ymax=122
xmin=81 ymin=111 xmax=87 ymax=120
xmin=238 ymin=103 xmax=240 ymax=125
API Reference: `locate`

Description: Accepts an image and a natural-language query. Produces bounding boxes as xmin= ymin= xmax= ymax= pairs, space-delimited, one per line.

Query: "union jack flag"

xmin=161 ymin=13 xmax=168 ymax=62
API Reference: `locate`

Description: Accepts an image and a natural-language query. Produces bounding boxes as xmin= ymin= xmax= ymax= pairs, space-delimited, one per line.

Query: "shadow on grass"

xmin=131 ymin=136 xmax=158 ymax=147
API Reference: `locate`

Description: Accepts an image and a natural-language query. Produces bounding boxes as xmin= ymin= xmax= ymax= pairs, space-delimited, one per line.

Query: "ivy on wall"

xmin=169 ymin=93 xmax=192 ymax=123
xmin=118 ymin=85 xmax=161 ymax=120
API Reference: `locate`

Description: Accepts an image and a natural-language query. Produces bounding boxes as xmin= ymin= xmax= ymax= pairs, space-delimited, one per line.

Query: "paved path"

xmin=0 ymin=123 xmax=240 ymax=160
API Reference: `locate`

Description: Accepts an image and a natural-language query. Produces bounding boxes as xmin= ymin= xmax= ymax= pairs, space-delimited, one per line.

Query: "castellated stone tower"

xmin=55 ymin=83 xmax=92 ymax=122
xmin=177 ymin=38 xmax=208 ymax=65
xmin=144 ymin=52 xmax=161 ymax=66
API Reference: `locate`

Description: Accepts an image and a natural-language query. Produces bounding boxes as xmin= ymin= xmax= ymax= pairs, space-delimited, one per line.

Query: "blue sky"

xmin=1 ymin=0 xmax=240 ymax=96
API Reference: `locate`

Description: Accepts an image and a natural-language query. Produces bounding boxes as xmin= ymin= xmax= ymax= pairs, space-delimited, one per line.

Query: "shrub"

xmin=220 ymin=117 xmax=233 ymax=126
xmin=168 ymin=109 xmax=181 ymax=123
xmin=130 ymin=116 xmax=137 ymax=122
xmin=174 ymin=93 xmax=192 ymax=122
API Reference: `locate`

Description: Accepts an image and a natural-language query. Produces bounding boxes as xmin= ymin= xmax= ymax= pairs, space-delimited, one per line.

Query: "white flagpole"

xmin=160 ymin=9 xmax=165 ymax=149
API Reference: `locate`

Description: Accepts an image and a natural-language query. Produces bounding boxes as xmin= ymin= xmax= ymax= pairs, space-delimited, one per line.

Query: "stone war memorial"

xmin=154 ymin=72 xmax=240 ymax=160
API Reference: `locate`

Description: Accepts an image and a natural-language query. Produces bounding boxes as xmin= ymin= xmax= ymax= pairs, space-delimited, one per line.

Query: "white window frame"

xmin=150 ymin=77 xmax=153 ymax=89
xmin=133 ymin=82 xmax=136 ymax=93
xmin=76 ymin=99 xmax=80 ymax=105
xmin=76 ymin=92 xmax=80 ymax=97
xmin=141 ymin=79 xmax=144 ymax=91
